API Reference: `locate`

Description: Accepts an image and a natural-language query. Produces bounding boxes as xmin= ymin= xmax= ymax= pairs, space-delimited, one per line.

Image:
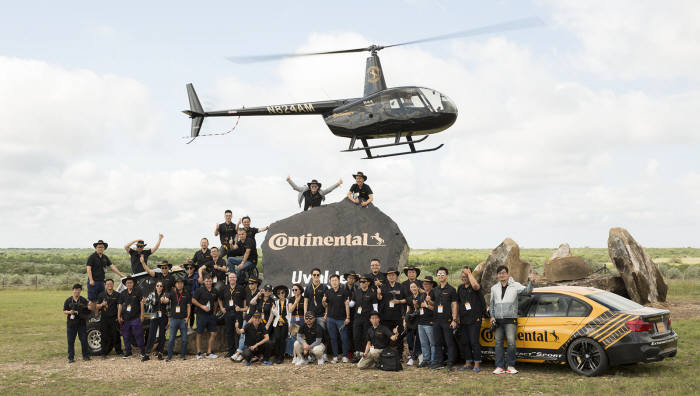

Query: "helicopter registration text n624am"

xmin=182 ymin=18 xmax=543 ymax=159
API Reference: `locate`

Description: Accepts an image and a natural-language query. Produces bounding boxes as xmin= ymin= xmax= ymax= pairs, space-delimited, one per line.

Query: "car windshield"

xmin=588 ymin=291 xmax=644 ymax=311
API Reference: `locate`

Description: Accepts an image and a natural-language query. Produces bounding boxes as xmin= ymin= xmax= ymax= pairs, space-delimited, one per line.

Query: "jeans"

xmin=406 ymin=328 xmax=422 ymax=359
xmin=432 ymin=321 xmax=456 ymax=365
xmin=494 ymin=322 xmax=517 ymax=369
xmin=167 ymin=318 xmax=188 ymax=359
xmin=146 ymin=315 xmax=168 ymax=354
xmin=287 ymin=316 xmax=304 ymax=355
xmin=418 ymin=324 xmax=435 ymax=364
xmin=122 ymin=318 xmax=145 ymax=353
xmin=237 ymin=320 xmax=247 ymax=352
xmin=67 ymin=324 xmax=88 ymax=360
xmin=227 ymin=257 xmax=255 ymax=280
xmin=460 ymin=322 xmax=482 ymax=363
xmin=326 ymin=317 xmax=349 ymax=357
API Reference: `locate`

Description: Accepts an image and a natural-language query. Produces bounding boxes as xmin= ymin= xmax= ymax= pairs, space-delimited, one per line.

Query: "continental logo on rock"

xmin=268 ymin=232 xmax=386 ymax=251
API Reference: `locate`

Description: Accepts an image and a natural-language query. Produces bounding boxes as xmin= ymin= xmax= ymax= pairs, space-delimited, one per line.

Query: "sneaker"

xmin=417 ymin=361 xmax=429 ymax=368
xmin=141 ymin=354 xmax=150 ymax=362
xmin=83 ymin=356 xmax=91 ymax=361
xmin=245 ymin=361 xmax=252 ymax=366
xmin=317 ymin=357 xmax=325 ymax=365
xmin=473 ymin=367 xmax=481 ymax=373
xmin=506 ymin=366 xmax=518 ymax=374
xmin=342 ymin=356 xmax=350 ymax=363
xmin=68 ymin=358 xmax=75 ymax=364
xmin=196 ymin=353 xmax=203 ymax=360
xmin=493 ymin=367 xmax=506 ymax=374
xmin=292 ymin=357 xmax=299 ymax=364
xmin=165 ymin=357 xmax=171 ymax=362
xmin=407 ymin=358 xmax=414 ymax=366
xmin=122 ymin=352 xmax=132 ymax=359
xmin=331 ymin=356 xmax=338 ymax=363
xmin=233 ymin=352 xmax=243 ymax=362
xmin=157 ymin=353 xmax=163 ymax=361
xmin=206 ymin=353 xmax=218 ymax=359
xmin=458 ymin=365 xmax=473 ymax=371
xmin=261 ymin=360 xmax=273 ymax=365
xmin=296 ymin=358 xmax=308 ymax=366
xmin=323 ymin=353 xmax=328 ymax=361
xmin=417 ymin=353 xmax=423 ymax=365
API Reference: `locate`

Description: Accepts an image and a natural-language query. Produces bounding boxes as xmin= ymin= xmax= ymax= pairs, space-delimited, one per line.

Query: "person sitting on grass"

xmin=236 ymin=312 xmax=273 ymax=366
xmin=63 ymin=283 xmax=90 ymax=363
xmin=357 ymin=311 xmax=398 ymax=369
xmin=192 ymin=276 xmax=223 ymax=360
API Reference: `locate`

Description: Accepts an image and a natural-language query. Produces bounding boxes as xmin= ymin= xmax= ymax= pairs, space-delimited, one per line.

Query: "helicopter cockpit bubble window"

xmin=419 ymin=88 xmax=455 ymax=113
xmin=400 ymin=94 xmax=426 ymax=108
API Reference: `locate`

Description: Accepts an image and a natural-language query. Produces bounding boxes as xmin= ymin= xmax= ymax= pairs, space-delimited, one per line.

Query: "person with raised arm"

xmin=286 ymin=176 xmax=343 ymax=211
xmin=124 ymin=234 xmax=163 ymax=274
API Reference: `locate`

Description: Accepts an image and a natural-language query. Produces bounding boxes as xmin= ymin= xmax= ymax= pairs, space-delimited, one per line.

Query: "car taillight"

xmin=668 ymin=318 xmax=672 ymax=330
xmin=625 ymin=320 xmax=652 ymax=332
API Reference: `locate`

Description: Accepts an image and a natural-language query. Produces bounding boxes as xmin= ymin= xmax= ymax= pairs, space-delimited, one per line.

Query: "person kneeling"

xmin=236 ymin=312 xmax=273 ymax=366
xmin=294 ymin=312 xmax=326 ymax=365
xmin=357 ymin=311 xmax=398 ymax=369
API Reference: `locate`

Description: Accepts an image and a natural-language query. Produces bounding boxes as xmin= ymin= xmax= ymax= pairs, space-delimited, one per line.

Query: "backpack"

xmin=376 ymin=347 xmax=403 ymax=371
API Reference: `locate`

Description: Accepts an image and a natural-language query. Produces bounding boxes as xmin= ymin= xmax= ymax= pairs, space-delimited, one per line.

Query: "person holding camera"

xmin=63 ymin=283 xmax=90 ymax=363
xmin=457 ymin=266 xmax=486 ymax=372
xmin=489 ymin=265 xmax=535 ymax=374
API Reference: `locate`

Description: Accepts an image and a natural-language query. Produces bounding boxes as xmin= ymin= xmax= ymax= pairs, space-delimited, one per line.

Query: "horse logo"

xmin=370 ymin=232 xmax=385 ymax=246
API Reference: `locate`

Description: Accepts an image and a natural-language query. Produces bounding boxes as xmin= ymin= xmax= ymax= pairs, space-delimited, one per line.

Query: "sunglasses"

xmin=156 ymin=285 xmax=163 ymax=287
xmin=292 ymin=288 xmax=300 ymax=291
xmin=312 ymin=273 xmax=320 ymax=277
xmin=359 ymin=280 xmax=369 ymax=283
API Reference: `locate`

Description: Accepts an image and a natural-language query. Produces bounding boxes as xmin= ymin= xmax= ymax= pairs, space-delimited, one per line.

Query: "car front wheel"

xmin=86 ymin=322 xmax=105 ymax=356
xmin=566 ymin=337 xmax=608 ymax=377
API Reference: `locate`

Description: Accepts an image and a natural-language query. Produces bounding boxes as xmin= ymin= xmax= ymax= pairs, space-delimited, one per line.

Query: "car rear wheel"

xmin=566 ymin=337 xmax=608 ymax=376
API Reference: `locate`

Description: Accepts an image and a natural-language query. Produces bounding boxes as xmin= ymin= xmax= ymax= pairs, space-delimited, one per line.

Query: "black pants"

xmin=346 ymin=316 xmax=354 ymax=355
xmin=353 ymin=316 xmax=370 ymax=353
xmin=459 ymin=321 xmax=482 ymax=363
xmin=381 ymin=319 xmax=404 ymax=354
xmin=242 ymin=342 xmax=271 ymax=362
xmin=272 ymin=324 xmax=288 ymax=360
xmin=102 ymin=316 xmax=122 ymax=355
xmin=146 ymin=316 xmax=168 ymax=354
xmin=433 ymin=321 xmax=457 ymax=365
xmin=67 ymin=324 xmax=88 ymax=360
xmin=224 ymin=312 xmax=241 ymax=355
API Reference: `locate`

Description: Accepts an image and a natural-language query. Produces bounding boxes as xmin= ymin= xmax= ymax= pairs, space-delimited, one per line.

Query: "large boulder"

xmin=544 ymin=256 xmax=593 ymax=282
xmin=261 ymin=199 xmax=409 ymax=287
xmin=471 ymin=261 xmax=486 ymax=283
xmin=172 ymin=326 xmax=228 ymax=354
xmin=479 ymin=238 xmax=530 ymax=295
xmin=548 ymin=243 xmax=572 ymax=262
xmin=543 ymin=274 xmax=628 ymax=298
xmin=608 ymin=227 xmax=668 ymax=304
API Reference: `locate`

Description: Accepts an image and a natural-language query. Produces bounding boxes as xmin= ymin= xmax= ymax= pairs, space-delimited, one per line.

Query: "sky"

xmin=1 ymin=0 xmax=699 ymax=249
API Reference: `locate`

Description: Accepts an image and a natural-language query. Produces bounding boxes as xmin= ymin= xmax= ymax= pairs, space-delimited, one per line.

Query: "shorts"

xmin=196 ymin=313 xmax=217 ymax=334
xmin=87 ymin=280 xmax=105 ymax=301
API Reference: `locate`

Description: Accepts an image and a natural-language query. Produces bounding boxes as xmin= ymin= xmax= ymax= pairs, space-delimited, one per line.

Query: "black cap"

xmin=263 ymin=284 xmax=272 ymax=291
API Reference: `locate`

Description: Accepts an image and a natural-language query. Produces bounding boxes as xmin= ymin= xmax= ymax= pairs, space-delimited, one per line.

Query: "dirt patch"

xmin=667 ymin=300 xmax=700 ymax=320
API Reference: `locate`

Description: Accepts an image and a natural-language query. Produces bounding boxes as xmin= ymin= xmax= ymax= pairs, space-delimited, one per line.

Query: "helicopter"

xmin=183 ymin=17 xmax=542 ymax=159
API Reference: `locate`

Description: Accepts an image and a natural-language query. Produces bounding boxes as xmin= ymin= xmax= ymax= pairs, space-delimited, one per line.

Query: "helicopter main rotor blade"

xmin=227 ymin=47 xmax=371 ymax=64
xmin=383 ymin=17 xmax=544 ymax=49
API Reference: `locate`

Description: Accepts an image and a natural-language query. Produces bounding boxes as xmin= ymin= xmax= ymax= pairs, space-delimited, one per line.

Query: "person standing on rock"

xmin=191 ymin=238 xmax=212 ymax=271
xmin=430 ymin=266 xmax=458 ymax=371
xmin=457 ymin=266 xmax=486 ymax=373
xmin=286 ymin=176 xmax=343 ymax=211
xmin=214 ymin=209 xmax=237 ymax=246
xmin=63 ymin=283 xmax=90 ymax=363
xmin=86 ymin=240 xmax=124 ymax=314
xmin=347 ymin=171 xmax=373 ymax=207
xmin=124 ymin=235 xmax=163 ymax=274
xmin=489 ymin=265 xmax=535 ymax=375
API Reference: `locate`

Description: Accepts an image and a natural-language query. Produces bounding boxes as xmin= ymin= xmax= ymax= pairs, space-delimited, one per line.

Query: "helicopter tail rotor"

xmin=183 ymin=83 xmax=205 ymax=139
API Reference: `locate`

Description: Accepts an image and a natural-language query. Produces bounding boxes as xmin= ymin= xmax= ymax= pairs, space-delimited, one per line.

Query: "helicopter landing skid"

xmin=342 ymin=134 xmax=443 ymax=159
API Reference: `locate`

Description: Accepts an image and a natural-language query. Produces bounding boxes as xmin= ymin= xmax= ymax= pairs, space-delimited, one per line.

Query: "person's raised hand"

xmin=159 ymin=234 xmax=164 ymax=240
xmin=338 ymin=179 xmax=343 ymax=185
xmin=286 ymin=176 xmax=291 ymax=182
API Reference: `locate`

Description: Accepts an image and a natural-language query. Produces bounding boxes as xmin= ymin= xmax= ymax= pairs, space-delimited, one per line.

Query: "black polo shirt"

xmin=350 ymin=183 xmax=373 ymax=200
xmin=368 ymin=271 xmax=387 ymax=289
xmin=260 ymin=297 xmax=273 ymax=324
xmin=155 ymin=272 xmax=175 ymax=293
xmin=86 ymin=252 xmax=111 ymax=282
xmin=299 ymin=321 xmax=322 ymax=345
xmin=325 ymin=286 xmax=349 ymax=321
xmin=433 ymin=283 xmax=457 ymax=322
xmin=169 ymin=289 xmax=190 ymax=319
xmin=302 ymin=190 xmax=323 ymax=211
xmin=352 ymin=287 xmax=378 ymax=319
xmin=200 ymin=258 xmax=226 ymax=284
xmin=367 ymin=324 xmax=392 ymax=349
xmin=97 ymin=290 xmax=120 ymax=318
xmin=191 ymin=249 xmax=212 ymax=269
xmin=217 ymin=221 xmax=237 ymax=245
xmin=244 ymin=322 xmax=267 ymax=347
xmin=416 ymin=291 xmax=434 ymax=326
xmin=457 ymin=284 xmax=486 ymax=324
xmin=118 ymin=289 xmax=143 ymax=321
xmin=243 ymin=227 xmax=259 ymax=240
xmin=379 ymin=281 xmax=404 ymax=321
xmin=221 ymin=285 xmax=245 ymax=312
xmin=304 ymin=282 xmax=327 ymax=317
xmin=193 ymin=286 xmax=218 ymax=315
xmin=64 ymin=296 xmax=89 ymax=327
xmin=401 ymin=279 xmax=421 ymax=302
xmin=128 ymin=248 xmax=151 ymax=274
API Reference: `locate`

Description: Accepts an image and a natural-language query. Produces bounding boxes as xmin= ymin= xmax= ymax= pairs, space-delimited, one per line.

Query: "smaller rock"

xmin=548 ymin=243 xmax=572 ymax=263
xmin=472 ymin=261 xmax=486 ymax=284
xmin=544 ymin=256 xmax=592 ymax=282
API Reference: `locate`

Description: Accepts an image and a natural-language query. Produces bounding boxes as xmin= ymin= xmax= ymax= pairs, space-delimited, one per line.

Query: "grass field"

xmin=0 ymin=280 xmax=698 ymax=395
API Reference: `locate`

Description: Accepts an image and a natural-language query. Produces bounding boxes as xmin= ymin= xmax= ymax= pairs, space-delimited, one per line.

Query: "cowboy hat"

xmin=158 ymin=260 xmax=172 ymax=269
xmin=247 ymin=277 xmax=262 ymax=285
xmin=121 ymin=275 xmax=136 ymax=286
xmin=385 ymin=267 xmax=400 ymax=276
xmin=343 ymin=270 xmax=359 ymax=281
xmin=352 ymin=171 xmax=367 ymax=181
xmin=307 ymin=179 xmax=322 ymax=189
xmin=93 ymin=240 xmax=108 ymax=249
xmin=421 ymin=275 xmax=437 ymax=288
xmin=403 ymin=265 xmax=421 ymax=277
xmin=135 ymin=240 xmax=147 ymax=247
xmin=273 ymin=285 xmax=289 ymax=297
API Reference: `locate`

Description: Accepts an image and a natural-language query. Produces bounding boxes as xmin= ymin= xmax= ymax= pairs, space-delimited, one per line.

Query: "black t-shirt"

xmin=433 ymin=283 xmax=457 ymax=322
xmin=304 ymin=282 xmax=327 ymax=317
xmin=118 ymin=289 xmax=143 ymax=321
xmin=244 ymin=322 xmax=267 ymax=347
xmin=218 ymin=221 xmax=237 ymax=245
xmin=243 ymin=227 xmax=259 ymax=240
xmin=353 ymin=287 xmax=378 ymax=319
xmin=128 ymin=248 xmax=152 ymax=274
xmin=86 ymin=252 xmax=111 ymax=282
xmin=155 ymin=272 xmax=175 ymax=294
xmin=501 ymin=285 xmax=508 ymax=300
xmin=64 ymin=296 xmax=89 ymax=327
xmin=244 ymin=291 xmax=259 ymax=320
xmin=401 ymin=279 xmax=421 ymax=303
xmin=367 ymin=324 xmax=392 ymax=349
xmin=325 ymin=287 xmax=349 ymax=321
xmin=97 ymin=290 xmax=120 ymax=318
xmin=201 ymin=258 xmax=226 ymax=284
xmin=228 ymin=237 xmax=258 ymax=264
xmin=299 ymin=321 xmax=322 ymax=345
xmin=379 ymin=282 xmax=404 ymax=321
xmin=350 ymin=183 xmax=373 ymax=200
xmin=191 ymin=249 xmax=212 ymax=269
xmin=221 ymin=285 xmax=245 ymax=312
xmin=169 ymin=289 xmax=190 ymax=319
xmin=302 ymin=190 xmax=323 ymax=211
xmin=368 ymin=272 xmax=387 ymax=289
xmin=458 ymin=284 xmax=486 ymax=324
xmin=416 ymin=291 xmax=434 ymax=326
xmin=260 ymin=297 xmax=273 ymax=324
xmin=193 ymin=286 xmax=219 ymax=315
xmin=290 ymin=296 xmax=304 ymax=317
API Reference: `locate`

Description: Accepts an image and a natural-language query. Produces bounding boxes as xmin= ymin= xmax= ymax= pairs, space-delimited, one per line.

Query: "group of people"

xmin=65 ymin=170 xmax=536 ymax=373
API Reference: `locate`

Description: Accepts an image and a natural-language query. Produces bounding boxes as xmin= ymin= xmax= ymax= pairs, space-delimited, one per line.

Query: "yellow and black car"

xmin=479 ymin=286 xmax=678 ymax=376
